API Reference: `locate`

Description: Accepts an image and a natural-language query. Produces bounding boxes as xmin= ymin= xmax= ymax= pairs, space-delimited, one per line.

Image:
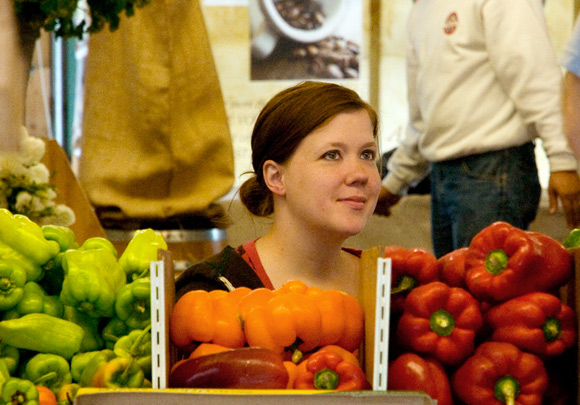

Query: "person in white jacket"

xmin=376 ymin=0 xmax=580 ymax=257
xmin=562 ymin=15 xmax=580 ymax=161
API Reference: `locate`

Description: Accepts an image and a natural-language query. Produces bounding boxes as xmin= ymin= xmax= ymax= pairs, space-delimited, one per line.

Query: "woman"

xmin=176 ymin=81 xmax=381 ymax=298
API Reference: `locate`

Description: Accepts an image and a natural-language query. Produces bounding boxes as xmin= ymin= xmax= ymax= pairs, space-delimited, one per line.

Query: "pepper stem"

xmin=494 ymin=375 xmax=520 ymax=405
xmin=543 ymin=317 xmax=562 ymax=343
xmin=33 ymin=371 xmax=58 ymax=385
xmin=130 ymin=324 xmax=152 ymax=357
xmin=429 ymin=309 xmax=455 ymax=337
xmin=485 ymin=249 xmax=509 ymax=275
xmin=11 ymin=391 xmax=27 ymax=404
xmin=287 ymin=339 xmax=304 ymax=364
xmin=0 ymin=278 xmax=11 ymax=292
xmin=314 ymin=368 xmax=339 ymax=390
xmin=391 ymin=275 xmax=416 ymax=295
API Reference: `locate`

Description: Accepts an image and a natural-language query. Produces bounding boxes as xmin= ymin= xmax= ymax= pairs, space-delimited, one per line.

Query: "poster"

xmin=202 ymin=1 xmax=368 ymax=189
xmin=249 ymin=0 xmax=363 ymax=81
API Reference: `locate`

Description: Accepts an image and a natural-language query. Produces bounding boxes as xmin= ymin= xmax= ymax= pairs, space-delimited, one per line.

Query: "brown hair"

xmin=239 ymin=81 xmax=379 ymax=217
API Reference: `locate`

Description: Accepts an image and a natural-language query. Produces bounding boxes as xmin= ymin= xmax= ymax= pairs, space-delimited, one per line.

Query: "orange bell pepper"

xmin=37 ymin=385 xmax=57 ymax=405
xmin=284 ymin=361 xmax=298 ymax=389
xmin=188 ymin=343 xmax=232 ymax=359
xmin=169 ymin=289 xmax=245 ymax=353
xmin=275 ymin=280 xmax=310 ymax=295
xmin=294 ymin=346 xmax=370 ymax=390
xmin=274 ymin=280 xmax=365 ymax=353
xmin=244 ymin=291 xmax=322 ymax=357
xmin=302 ymin=288 xmax=364 ymax=352
xmin=237 ymin=287 xmax=276 ymax=321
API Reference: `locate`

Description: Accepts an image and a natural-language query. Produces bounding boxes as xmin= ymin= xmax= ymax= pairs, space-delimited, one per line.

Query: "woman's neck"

xmin=255 ymin=225 xmax=360 ymax=296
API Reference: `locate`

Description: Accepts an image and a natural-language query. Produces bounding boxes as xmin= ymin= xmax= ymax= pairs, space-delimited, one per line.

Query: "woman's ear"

xmin=263 ymin=160 xmax=285 ymax=196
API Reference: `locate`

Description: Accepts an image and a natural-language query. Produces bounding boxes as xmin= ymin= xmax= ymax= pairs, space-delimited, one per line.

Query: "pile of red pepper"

xmin=169 ymin=279 xmax=372 ymax=391
xmin=386 ymin=221 xmax=578 ymax=405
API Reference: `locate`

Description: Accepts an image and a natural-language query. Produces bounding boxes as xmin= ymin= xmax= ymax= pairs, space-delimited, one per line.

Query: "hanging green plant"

xmin=13 ymin=0 xmax=151 ymax=39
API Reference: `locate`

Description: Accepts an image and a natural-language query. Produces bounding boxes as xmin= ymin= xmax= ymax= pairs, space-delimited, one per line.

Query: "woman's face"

xmin=270 ymin=109 xmax=381 ymax=238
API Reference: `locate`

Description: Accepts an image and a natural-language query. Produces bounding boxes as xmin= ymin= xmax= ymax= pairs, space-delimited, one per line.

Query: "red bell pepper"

xmin=293 ymin=346 xmax=371 ymax=390
xmin=484 ymin=292 xmax=577 ymax=358
xmin=452 ymin=341 xmax=548 ymax=405
xmin=383 ymin=246 xmax=439 ymax=313
xmin=437 ymin=247 xmax=468 ymax=288
xmin=524 ymin=231 xmax=572 ymax=291
xmin=396 ymin=281 xmax=483 ymax=366
xmin=464 ymin=222 xmax=571 ymax=303
xmin=387 ymin=352 xmax=453 ymax=405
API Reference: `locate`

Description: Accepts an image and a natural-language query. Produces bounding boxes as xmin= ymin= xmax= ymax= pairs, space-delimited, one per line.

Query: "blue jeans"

xmin=430 ymin=142 xmax=541 ymax=258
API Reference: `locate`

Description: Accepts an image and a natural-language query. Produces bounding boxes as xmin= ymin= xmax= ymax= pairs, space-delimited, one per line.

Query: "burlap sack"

xmin=78 ymin=0 xmax=234 ymax=224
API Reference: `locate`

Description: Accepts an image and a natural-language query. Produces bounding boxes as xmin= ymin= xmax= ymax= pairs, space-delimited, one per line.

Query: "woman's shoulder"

xmin=174 ymin=245 xmax=266 ymax=300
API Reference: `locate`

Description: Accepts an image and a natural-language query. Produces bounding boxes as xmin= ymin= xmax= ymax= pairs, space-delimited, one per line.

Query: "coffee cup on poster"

xmin=250 ymin=0 xmax=349 ymax=60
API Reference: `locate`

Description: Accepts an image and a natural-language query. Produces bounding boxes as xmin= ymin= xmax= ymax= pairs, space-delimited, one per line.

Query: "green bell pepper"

xmin=118 ymin=229 xmax=167 ymax=281
xmin=24 ymin=353 xmax=72 ymax=395
xmin=563 ymin=228 xmax=580 ymax=248
xmin=40 ymin=225 xmax=79 ymax=297
xmin=0 ymin=209 xmax=60 ymax=282
xmin=63 ymin=306 xmax=104 ymax=353
xmin=78 ymin=349 xmax=116 ymax=387
xmin=0 ymin=313 xmax=84 ymax=360
xmin=60 ymin=248 xmax=126 ymax=318
xmin=94 ymin=357 xmax=144 ymax=388
xmin=101 ymin=317 xmax=129 ymax=350
xmin=38 ymin=253 xmax=65 ymax=297
xmin=114 ymin=277 xmax=151 ymax=330
xmin=113 ymin=325 xmax=152 ymax=379
xmin=0 ymin=261 xmax=26 ymax=312
xmin=41 ymin=226 xmax=78 ymax=253
xmin=70 ymin=351 xmax=99 ymax=383
xmin=0 ymin=359 xmax=10 ymax=393
xmin=1 ymin=378 xmax=38 ymax=405
xmin=79 ymin=237 xmax=118 ymax=259
xmin=0 ymin=343 xmax=19 ymax=375
xmin=3 ymin=282 xmax=63 ymax=320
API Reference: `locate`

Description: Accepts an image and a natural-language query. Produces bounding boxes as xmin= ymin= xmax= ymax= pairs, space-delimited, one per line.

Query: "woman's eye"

xmin=324 ymin=151 xmax=340 ymax=160
xmin=361 ymin=150 xmax=376 ymax=160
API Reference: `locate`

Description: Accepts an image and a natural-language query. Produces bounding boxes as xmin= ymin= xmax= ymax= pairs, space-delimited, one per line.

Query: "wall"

xmin=201 ymin=0 xmax=577 ymax=190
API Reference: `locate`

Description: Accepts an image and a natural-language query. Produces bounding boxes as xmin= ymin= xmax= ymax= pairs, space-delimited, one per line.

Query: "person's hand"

xmin=548 ymin=170 xmax=580 ymax=228
xmin=374 ymin=187 xmax=402 ymax=216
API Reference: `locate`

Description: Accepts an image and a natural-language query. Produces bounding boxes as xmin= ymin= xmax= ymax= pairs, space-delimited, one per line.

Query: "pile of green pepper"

xmin=0 ymin=209 xmax=165 ymax=404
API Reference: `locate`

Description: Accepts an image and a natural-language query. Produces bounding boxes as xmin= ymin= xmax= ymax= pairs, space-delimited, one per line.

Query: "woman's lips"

xmin=340 ymin=196 xmax=367 ymax=210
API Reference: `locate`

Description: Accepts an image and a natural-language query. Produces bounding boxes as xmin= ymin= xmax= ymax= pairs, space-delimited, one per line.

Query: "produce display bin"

xmin=73 ymin=247 xmax=437 ymax=404
xmin=74 ymin=388 xmax=435 ymax=404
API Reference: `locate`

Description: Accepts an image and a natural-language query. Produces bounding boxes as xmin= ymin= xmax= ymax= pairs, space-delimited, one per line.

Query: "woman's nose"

xmin=345 ymin=158 xmax=371 ymax=184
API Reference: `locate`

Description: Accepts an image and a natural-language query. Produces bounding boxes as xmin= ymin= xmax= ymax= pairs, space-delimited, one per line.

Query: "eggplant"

xmin=169 ymin=347 xmax=289 ymax=389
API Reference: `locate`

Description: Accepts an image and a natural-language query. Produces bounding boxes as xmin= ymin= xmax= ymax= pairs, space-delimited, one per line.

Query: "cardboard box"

xmin=74 ymin=248 xmax=436 ymax=404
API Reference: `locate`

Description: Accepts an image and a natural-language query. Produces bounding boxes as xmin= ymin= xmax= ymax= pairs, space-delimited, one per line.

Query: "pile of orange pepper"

xmin=169 ymin=280 xmax=371 ymax=390
xmin=387 ymin=221 xmax=578 ymax=405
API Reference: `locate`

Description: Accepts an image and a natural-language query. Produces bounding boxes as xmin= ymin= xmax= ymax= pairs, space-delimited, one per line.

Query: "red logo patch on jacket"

xmin=443 ymin=12 xmax=458 ymax=35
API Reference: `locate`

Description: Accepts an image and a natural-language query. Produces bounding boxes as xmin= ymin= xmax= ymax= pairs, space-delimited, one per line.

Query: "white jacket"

xmin=384 ymin=0 xmax=577 ymax=194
